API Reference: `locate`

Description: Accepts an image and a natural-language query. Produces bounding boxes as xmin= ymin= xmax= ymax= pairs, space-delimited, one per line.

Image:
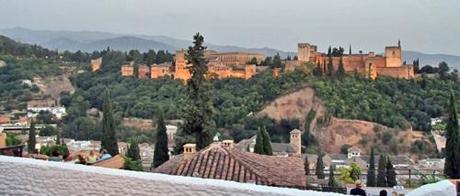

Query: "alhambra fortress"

xmin=91 ymin=41 xmax=414 ymax=80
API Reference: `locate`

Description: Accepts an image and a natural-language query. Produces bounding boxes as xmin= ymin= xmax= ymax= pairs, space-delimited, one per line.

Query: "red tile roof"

xmin=155 ymin=143 xmax=306 ymax=188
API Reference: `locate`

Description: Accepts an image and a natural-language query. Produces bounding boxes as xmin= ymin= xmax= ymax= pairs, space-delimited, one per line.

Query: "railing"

xmin=0 ymin=145 xmax=24 ymax=157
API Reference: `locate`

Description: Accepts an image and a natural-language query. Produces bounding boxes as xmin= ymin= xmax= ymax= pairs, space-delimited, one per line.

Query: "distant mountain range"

xmin=0 ymin=27 xmax=295 ymax=57
xmin=1 ymin=27 xmax=459 ymax=69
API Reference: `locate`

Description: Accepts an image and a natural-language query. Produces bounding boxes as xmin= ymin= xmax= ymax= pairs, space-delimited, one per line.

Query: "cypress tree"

xmin=444 ymin=90 xmax=460 ymax=178
xmin=336 ymin=55 xmax=345 ymax=80
xmin=377 ymin=155 xmax=387 ymax=187
xmin=328 ymin=165 xmax=338 ymax=187
xmin=153 ymin=112 xmax=169 ymax=168
xmin=316 ymin=151 xmax=325 ymax=179
xmin=386 ymin=157 xmax=397 ymax=187
xmin=367 ymin=147 xmax=376 ymax=187
xmin=183 ymin=33 xmax=213 ymax=150
xmin=28 ymin=119 xmax=36 ymax=153
xmin=101 ymin=89 xmax=119 ymax=156
xmin=127 ymin=138 xmax=141 ymax=161
xmin=261 ymin=126 xmax=273 ymax=155
xmin=304 ymin=155 xmax=310 ymax=175
xmin=254 ymin=128 xmax=264 ymax=155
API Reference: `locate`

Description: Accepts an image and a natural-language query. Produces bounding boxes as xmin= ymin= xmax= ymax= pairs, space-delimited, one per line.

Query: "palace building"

xmin=295 ymin=41 xmax=415 ymax=79
xmin=138 ymin=50 xmax=262 ymax=81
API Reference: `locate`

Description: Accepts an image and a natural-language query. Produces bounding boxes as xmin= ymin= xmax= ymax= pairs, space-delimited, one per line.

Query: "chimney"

xmin=222 ymin=140 xmax=234 ymax=149
xmin=183 ymin=143 xmax=196 ymax=160
xmin=290 ymin=129 xmax=301 ymax=155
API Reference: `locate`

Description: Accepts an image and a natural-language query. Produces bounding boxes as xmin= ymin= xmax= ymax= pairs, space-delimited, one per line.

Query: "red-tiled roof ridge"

xmin=156 ymin=143 xmax=306 ymax=187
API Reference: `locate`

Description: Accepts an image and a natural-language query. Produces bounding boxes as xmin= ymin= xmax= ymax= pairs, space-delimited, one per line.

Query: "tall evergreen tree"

xmin=377 ymin=155 xmax=387 ymax=187
xmin=254 ymin=128 xmax=265 ymax=155
xmin=328 ymin=165 xmax=338 ymax=187
xmin=28 ymin=119 xmax=36 ymax=153
xmin=336 ymin=55 xmax=345 ymax=80
xmin=127 ymin=138 xmax=141 ymax=161
xmin=367 ymin=147 xmax=376 ymax=187
xmin=153 ymin=112 xmax=169 ymax=168
xmin=101 ymin=89 xmax=119 ymax=156
xmin=316 ymin=151 xmax=325 ymax=179
xmin=386 ymin=157 xmax=397 ymax=187
xmin=183 ymin=33 xmax=213 ymax=150
xmin=261 ymin=126 xmax=273 ymax=155
xmin=304 ymin=155 xmax=310 ymax=175
xmin=444 ymin=90 xmax=460 ymax=178
xmin=327 ymin=52 xmax=334 ymax=77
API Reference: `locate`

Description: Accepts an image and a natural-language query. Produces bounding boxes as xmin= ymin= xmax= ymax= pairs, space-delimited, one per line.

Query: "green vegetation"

xmin=316 ymin=151 xmax=325 ymax=179
xmin=39 ymin=145 xmax=69 ymax=158
xmin=101 ymin=89 xmax=119 ymax=156
xmin=6 ymin=134 xmax=21 ymax=146
xmin=338 ymin=162 xmax=361 ymax=183
xmin=304 ymin=155 xmax=310 ymax=175
xmin=386 ymin=158 xmax=397 ymax=187
xmin=367 ymin=148 xmax=376 ymax=187
xmin=182 ymin=33 xmax=213 ymax=150
xmin=28 ymin=119 xmax=36 ymax=153
xmin=126 ymin=138 xmax=141 ymax=161
xmin=253 ymin=127 xmax=273 ymax=155
xmin=328 ymin=165 xmax=339 ymax=187
xmin=153 ymin=112 xmax=169 ymax=169
xmin=444 ymin=90 xmax=460 ymax=179
xmin=377 ymin=155 xmax=387 ymax=187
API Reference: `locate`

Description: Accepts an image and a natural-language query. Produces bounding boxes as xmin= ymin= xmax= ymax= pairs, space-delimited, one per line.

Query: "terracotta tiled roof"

xmin=155 ymin=143 xmax=306 ymax=188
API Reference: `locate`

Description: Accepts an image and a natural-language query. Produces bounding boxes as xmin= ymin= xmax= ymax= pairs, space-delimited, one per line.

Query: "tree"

xmin=183 ymin=33 xmax=213 ymax=150
xmin=153 ymin=112 xmax=169 ymax=168
xmin=327 ymin=53 xmax=334 ymax=77
xmin=336 ymin=55 xmax=345 ymax=80
xmin=38 ymin=125 xmax=57 ymax=136
xmin=386 ymin=157 xmax=397 ymax=187
xmin=328 ymin=165 xmax=339 ymax=187
xmin=377 ymin=155 xmax=387 ymax=187
xmin=127 ymin=138 xmax=141 ymax=161
xmin=304 ymin=155 xmax=310 ymax=175
xmin=273 ymin=53 xmax=282 ymax=68
xmin=367 ymin=147 xmax=376 ymax=187
xmin=438 ymin=62 xmax=450 ymax=80
xmin=316 ymin=151 xmax=325 ymax=179
xmin=28 ymin=119 xmax=36 ymax=153
xmin=349 ymin=163 xmax=362 ymax=182
xmin=444 ymin=90 xmax=460 ymax=179
xmin=261 ymin=126 xmax=273 ymax=155
xmin=254 ymin=128 xmax=265 ymax=155
xmin=101 ymin=89 xmax=119 ymax=156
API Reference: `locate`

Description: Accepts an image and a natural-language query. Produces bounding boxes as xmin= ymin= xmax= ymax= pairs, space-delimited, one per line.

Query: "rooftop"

xmin=155 ymin=142 xmax=306 ymax=187
xmin=0 ymin=155 xmax=341 ymax=196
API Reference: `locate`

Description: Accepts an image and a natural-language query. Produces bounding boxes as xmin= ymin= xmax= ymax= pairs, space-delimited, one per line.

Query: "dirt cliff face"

xmin=258 ymin=86 xmax=435 ymax=155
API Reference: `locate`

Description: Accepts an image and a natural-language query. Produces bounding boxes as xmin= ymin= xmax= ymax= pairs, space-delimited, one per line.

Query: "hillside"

xmin=258 ymin=86 xmax=436 ymax=156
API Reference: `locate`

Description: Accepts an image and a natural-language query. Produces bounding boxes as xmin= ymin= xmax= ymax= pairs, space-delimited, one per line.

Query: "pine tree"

xmin=304 ymin=155 xmax=310 ymax=175
xmin=153 ymin=112 xmax=169 ymax=168
xmin=367 ymin=147 xmax=376 ymax=187
xmin=101 ymin=89 xmax=119 ymax=156
xmin=377 ymin=155 xmax=387 ymax=187
xmin=261 ymin=126 xmax=273 ymax=155
xmin=328 ymin=165 xmax=338 ymax=187
xmin=28 ymin=119 xmax=36 ymax=153
xmin=336 ymin=55 xmax=345 ymax=80
xmin=316 ymin=151 xmax=325 ymax=179
xmin=183 ymin=33 xmax=213 ymax=150
xmin=444 ymin=90 xmax=460 ymax=178
xmin=254 ymin=128 xmax=265 ymax=155
xmin=127 ymin=138 xmax=141 ymax=161
xmin=386 ymin=157 xmax=397 ymax=187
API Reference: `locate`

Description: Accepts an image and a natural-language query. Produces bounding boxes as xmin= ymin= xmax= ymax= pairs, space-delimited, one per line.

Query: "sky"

xmin=0 ymin=0 xmax=459 ymax=55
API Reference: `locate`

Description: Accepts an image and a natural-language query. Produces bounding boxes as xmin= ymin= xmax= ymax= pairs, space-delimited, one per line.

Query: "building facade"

xmin=296 ymin=41 xmax=415 ymax=79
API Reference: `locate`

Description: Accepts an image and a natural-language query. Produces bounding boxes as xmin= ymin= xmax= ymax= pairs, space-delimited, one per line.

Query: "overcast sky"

xmin=0 ymin=0 xmax=459 ymax=54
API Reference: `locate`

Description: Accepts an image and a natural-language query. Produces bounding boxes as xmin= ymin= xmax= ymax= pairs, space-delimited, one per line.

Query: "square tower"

xmin=385 ymin=44 xmax=402 ymax=67
xmin=298 ymin=43 xmax=317 ymax=63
